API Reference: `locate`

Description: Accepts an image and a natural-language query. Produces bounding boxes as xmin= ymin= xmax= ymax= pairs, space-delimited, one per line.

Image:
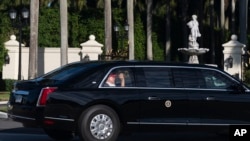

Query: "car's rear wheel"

xmin=78 ymin=105 xmax=120 ymax=141
xmin=44 ymin=128 xmax=74 ymax=141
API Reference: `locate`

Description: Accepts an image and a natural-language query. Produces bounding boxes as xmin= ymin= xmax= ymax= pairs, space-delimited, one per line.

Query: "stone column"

xmin=80 ymin=35 xmax=103 ymax=61
xmin=3 ymin=35 xmax=26 ymax=80
xmin=222 ymin=35 xmax=245 ymax=79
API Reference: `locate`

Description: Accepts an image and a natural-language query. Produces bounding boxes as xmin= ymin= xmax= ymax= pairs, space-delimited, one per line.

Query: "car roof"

xmin=69 ymin=60 xmax=218 ymax=69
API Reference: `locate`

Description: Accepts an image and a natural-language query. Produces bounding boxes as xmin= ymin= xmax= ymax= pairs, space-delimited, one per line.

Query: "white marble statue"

xmin=187 ymin=15 xmax=201 ymax=47
xmin=178 ymin=14 xmax=209 ymax=64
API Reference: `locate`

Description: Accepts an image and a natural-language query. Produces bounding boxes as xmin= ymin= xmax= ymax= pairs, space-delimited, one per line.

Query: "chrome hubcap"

xmin=90 ymin=114 xmax=113 ymax=139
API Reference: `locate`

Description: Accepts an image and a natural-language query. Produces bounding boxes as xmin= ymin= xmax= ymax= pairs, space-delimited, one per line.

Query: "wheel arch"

xmin=75 ymin=100 xmax=125 ymax=129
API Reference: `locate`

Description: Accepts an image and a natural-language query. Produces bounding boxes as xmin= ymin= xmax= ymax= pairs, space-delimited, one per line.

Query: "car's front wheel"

xmin=78 ymin=105 xmax=120 ymax=141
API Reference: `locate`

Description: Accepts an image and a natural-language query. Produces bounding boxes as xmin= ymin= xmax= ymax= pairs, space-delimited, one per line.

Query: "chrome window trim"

xmin=98 ymin=65 xmax=248 ymax=90
xmin=100 ymin=86 xmax=231 ymax=91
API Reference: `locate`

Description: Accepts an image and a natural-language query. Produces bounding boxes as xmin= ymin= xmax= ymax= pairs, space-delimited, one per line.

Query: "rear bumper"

xmin=8 ymin=113 xmax=41 ymax=127
xmin=7 ymin=105 xmax=45 ymax=128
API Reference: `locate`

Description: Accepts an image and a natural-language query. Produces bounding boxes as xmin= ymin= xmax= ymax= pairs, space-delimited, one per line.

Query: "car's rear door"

xmin=100 ymin=67 xmax=140 ymax=125
xmin=135 ymin=66 xmax=189 ymax=127
xmin=171 ymin=68 xmax=204 ymax=125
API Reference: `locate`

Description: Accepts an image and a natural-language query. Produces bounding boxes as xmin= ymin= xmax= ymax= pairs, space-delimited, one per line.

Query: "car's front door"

xmin=200 ymin=69 xmax=250 ymax=125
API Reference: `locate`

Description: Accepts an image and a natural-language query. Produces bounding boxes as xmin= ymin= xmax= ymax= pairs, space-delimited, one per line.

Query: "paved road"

xmin=0 ymin=131 xmax=229 ymax=141
xmin=0 ymin=132 xmax=229 ymax=141
xmin=0 ymin=118 xmax=229 ymax=141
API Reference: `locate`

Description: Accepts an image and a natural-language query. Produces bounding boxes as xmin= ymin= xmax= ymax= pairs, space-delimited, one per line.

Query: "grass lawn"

xmin=0 ymin=92 xmax=9 ymax=112
xmin=0 ymin=106 xmax=7 ymax=112
xmin=0 ymin=92 xmax=10 ymax=101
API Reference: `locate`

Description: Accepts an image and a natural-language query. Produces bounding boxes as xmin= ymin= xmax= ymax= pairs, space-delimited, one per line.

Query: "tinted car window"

xmin=39 ymin=63 xmax=100 ymax=82
xmin=102 ymin=68 xmax=135 ymax=87
xmin=72 ymin=70 xmax=105 ymax=88
xmin=201 ymin=69 xmax=237 ymax=89
xmin=143 ymin=67 xmax=173 ymax=88
xmin=172 ymin=68 xmax=205 ymax=88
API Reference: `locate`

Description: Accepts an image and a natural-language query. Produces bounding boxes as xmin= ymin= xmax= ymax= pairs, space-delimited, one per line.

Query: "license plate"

xmin=15 ymin=95 xmax=22 ymax=103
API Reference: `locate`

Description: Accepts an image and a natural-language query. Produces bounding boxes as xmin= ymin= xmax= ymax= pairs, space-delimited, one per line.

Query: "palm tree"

xmin=28 ymin=0 xmax=39 ymax=79
xmin=231 ymin=0 xmax=236 ymax=33
xmin=60 ymin=0 xmax=68 ymax=66
xmin=220 ymin=0 xmax=225 ymax=29
xmin=239 ymin=0 xmax=248 ymax=45
xmin=104 ymin=0 xmax=112 ymax=56
xmin=210 ymin=0 xmax=215 ymax=64
xmin=127 ymin=0 xmax=134 ymax=60
xmin=165 ymin=0 xmax=171 ymax=61
xmin=146 ymin=0 xmax=153 ymax=60
xmin=96 ymin=0 xmax=113 ymax=57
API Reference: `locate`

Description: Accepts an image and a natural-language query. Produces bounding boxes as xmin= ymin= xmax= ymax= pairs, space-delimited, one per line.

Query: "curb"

xmin=0 ymin=111 xmax=7 ymax=119
xmin=0 ymin=101 xmax=8 ymax=105
xmin=0 ymin=101 xmax=8 ymax=119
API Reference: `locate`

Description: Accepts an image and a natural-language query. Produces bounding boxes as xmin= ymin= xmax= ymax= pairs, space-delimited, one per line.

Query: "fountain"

xmin=178 ymin=15 xmax=209 ymax=64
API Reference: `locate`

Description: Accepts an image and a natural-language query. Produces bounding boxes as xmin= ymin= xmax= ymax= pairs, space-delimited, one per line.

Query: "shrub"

xmin=3 ymin=79 xmax=16 ymax=92
xmin=244 ymin=70 xmax=250 ymax=86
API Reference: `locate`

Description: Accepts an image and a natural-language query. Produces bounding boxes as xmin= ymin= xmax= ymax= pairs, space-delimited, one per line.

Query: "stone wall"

xmin=2 ymin=35 xmax=103 ymax=80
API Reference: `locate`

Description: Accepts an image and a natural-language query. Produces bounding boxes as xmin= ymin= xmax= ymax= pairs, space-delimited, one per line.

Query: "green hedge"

xmin=0 ymin=79 xmax=16 ymax=92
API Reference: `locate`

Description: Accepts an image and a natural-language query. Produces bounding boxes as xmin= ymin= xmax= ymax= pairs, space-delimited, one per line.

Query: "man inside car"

xmin=104 ymin=72 xmax=125 ymax=87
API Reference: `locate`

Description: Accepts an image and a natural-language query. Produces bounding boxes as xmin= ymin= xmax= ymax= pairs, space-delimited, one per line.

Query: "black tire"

xmin=44 ymin=128 xmax=74 ymax=141
xmin=78 ymin=105 xmax=120 ymax=141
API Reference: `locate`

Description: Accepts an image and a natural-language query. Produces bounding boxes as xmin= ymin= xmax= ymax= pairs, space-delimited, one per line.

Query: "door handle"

xmin=148 ymin=96 xmax=160 ymax=100
xmin=206 ymin=97 xmax=215 ymax=101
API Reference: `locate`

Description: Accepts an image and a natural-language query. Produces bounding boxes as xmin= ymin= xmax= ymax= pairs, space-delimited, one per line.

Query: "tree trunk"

xmin=239 ymin=0 xmax=248 ymax=46
xmin=105 ymin=0 xmax=112 ymax=55
xmin=165 ymin=0 xmax=171 ymax=61
xmin=60 ymin=0 xmax=68 ymax=66
xmin=146 ymin=0 xmax=153 ymax=60
xmin=28 ymin=0 xmax=39 ymax=79
xmin=210 ymin=0 xmax=215 ymax=64
xmin=231 ymin=0 xmax=236 ymax=33
xmin=127 ymin=0 xmax=134 ymax=60
xmin=220 ymin=0 xmax=225 ymax=29
xmin=181 ymin=0 xmax=188 ymax=62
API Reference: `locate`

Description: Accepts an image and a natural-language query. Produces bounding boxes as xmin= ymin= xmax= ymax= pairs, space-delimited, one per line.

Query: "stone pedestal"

xmin=178 ymin=48 xmax=209 ymax=64
xmin=222 ymin=35 xmax=245 ymax=79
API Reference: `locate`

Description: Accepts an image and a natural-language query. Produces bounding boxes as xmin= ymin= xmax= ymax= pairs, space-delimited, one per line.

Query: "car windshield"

xmin=36 ymin=62 xmax=100 ymax=82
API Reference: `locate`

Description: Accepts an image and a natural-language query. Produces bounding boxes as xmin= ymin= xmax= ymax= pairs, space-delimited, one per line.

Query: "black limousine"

xmin=7 ymin=61 xmax=250 ymax=141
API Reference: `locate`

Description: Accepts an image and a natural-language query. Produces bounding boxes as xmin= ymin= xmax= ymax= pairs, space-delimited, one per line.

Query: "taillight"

xmin=37 ymin=87 xmax=57 ymax=107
